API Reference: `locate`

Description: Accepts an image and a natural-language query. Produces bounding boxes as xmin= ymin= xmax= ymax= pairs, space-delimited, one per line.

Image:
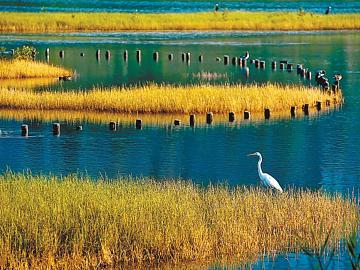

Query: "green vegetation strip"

xmin=0 ymin=172 xmax=357 ymax=269
xmin=0 ymin=12 xmax=360 ymax=32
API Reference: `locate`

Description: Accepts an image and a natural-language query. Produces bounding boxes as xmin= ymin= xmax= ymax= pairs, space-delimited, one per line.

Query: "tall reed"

xmin=0 ymin=83 xmax=342 ymax=114
xmin=0 ymin=12 xmax=360 ymax=32
xmin=0 ymin=60 xmax=71 ymax=79
xmin=0 ymin=172 xmax=357 ymax=269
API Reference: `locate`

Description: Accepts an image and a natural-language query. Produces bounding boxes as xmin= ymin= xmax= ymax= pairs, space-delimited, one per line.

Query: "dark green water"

xmin=0 ymin=31 xmax=360 ymax=269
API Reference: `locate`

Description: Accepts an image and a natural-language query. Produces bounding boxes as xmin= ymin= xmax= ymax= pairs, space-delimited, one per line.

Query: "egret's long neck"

xmin=257 ymin=155 xmax=263 ymax=176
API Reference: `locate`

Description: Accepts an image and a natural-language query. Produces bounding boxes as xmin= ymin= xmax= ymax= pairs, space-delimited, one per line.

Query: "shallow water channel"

xmin=0 ymin=31 xmax=360 ymax=269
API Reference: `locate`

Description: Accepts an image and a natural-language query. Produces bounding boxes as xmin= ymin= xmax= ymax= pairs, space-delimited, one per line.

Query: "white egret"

xmin=248 ymin=152 xmax=283 ymax=192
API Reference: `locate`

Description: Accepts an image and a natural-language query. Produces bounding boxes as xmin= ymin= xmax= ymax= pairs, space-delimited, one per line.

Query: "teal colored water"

xmin=1 ymin=0 xmax=360 ymax=13
xmin=0 ymin=31 xmax=359 ymax=269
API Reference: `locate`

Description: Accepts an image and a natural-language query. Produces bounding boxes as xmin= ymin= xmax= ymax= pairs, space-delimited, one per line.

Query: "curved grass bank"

xmin=0 ymin=12 xmax=360 ymax=32
xmin=0 ymin=84 xmax=342 ymax=114
xmin=0 ymin=173 xmax=357 ymax=269
xmin=0 ymin=60 xmax=71 ymax=79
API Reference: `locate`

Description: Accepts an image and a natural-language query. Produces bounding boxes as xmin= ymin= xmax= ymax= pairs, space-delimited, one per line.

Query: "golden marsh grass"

xmin=0 ymin=60 xmax=71 ymax=79
xmin=0 ymin=84 xmax=342 ymax=114
xmin=0 ymin=172 xmax=357 ymax=269
xmin=0 ymin=12 xmax=360 ymax=32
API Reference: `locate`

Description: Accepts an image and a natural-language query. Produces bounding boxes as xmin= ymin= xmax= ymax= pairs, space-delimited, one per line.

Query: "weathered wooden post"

xmin=80 ymin=52 xmax=85 ymax=57
xmin=168 ymin=53 xmax=174 ymax=61
xmin=287 ymin=63 xmax=293 ymax=71
xmin=96 ymin=49 xmax=101 ymax=59
xmin=238 ymin=57 xmax=243 ymax=67
xmin=59 ymin=50 xmax=64 ymax=58
xmin=264 ymin=108 xmax=270 ymax=119
xmin=136 ymin=50 xmax=142 ymax=62
xmin=123 ymin=50 xmax=128 ymax=61
xmin=105 ymin=50 xmax=111 ymax=59
xmin=53 ymin=123 xmax=60 ymax=136
xmin=181 ymin=53 xmax=186 ymax=62
xmin=206 ymin=112 xmax=213 ymax=124
xmin=297 ymin=64 xmax=303 ymax=74
xmin=136 ymin=119 xmax=142 ymax=129
xmin=326 ymin=99 xmax=331 ymax=106
xmin=260 ymin=61 xmax=265 ymax=69
xmin=232 ymin=57 xmax=238 ymax=66
xmin=244 ymin=110 xmax=251 ymax=120
xmin=280 ymin=63 xmax=285 ymax=70
xmin=109 ymin=121 xmax=116 ymax=131
xmin=242 ymin=58 xmax=247 ymax=67
xmin=290 ymin=106 xmax=296 ymax=117
xmin=199 ymin=55 xmax=203 ymax=62
xmin=300 ymin=68 xmax=306 ymax=78
xmin=45 ymin=48 xmax=50 ymax=57
xmin=272 ymin=61 xmax=277 ymax=70
xmin=190 ymin=114 xmax=196 ymax=126
xmin=153 ymin=51 xmax=159 ymax=61
xmin=316 ymin=101 xmax=322 ymax=111
xmin=306 ymin=70 xmax=312 ymax=80
xmin=76 ymin=125 xmax=83 ymax=131
xmin=224 ymin=55 xmax=229 ymax=65
xmin=255 ymin=59 xmax=260 ymax=68
xmin=21 ymin=124 xmax=28 ymax=137
xmin=302 ymin=104 xmax=309 ymax=115
xmin=174 ymin=119 xmax=181 ymax=126
xmin=229 ymin=112 xmax=235 ymax=122
xmin=186 ymin=52 xmax=191 ymax=62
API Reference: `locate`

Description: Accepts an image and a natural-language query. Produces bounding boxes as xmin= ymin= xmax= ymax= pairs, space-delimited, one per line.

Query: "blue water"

xmin=1 ymin=0 xmax=360 ymax=13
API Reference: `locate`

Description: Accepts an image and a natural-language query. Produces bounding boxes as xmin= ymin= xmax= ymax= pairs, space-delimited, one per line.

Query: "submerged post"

xmin=316 ymin=101 xmax=322 ymax=111
xmin=153 ymin=51 xmax=159 ymax=61
xmin=53 ymin=123 xmax=60 ymax=136
xmin=306 ymin=70 xmax=312 ymax=80
xmin=174 ymin=119 xmax=181 ymax=126
xmin=136 ymin=119 xmax=142 ymax=129
xmin=59 ymin=50 xmax=64 ymax=58
xmin=105 ymin=50 xmax=111 ymax=60
xmin=287 ymin=63 xmax=293 ymax=71
xmin=272 ymin=61 xmax=277 ymax=70
xmin=206 ymin=112 xmax=213 ymax=124
xmin=244 ymin=110 xmax=251 ymax=120
xmin=229 ymin=112 xmax=235 ymax=122
xmin=280 ymin=63 xmax=285 ymax=70
xmin=123 ymin=50 xmax=128 ymax=61
xmin=224 ymin=55 xmax=229 ymax=65
xmin=136 ymin=50 xmax=142 ymax=62
xmin=45 ymin=48 xmax=50 ymax=57
xmin=186 ymin=52 xmax=191 ymax=62
xmin=109 ymin=121 xmax=116 ymax=131
xmin=168 ymin=53 xmax=174 ymax=61
xmin=264 ymin=108 xmax=270 ymax=119
xmin=190 ymin=114 xmax=196 ymax=126
xmin=199 ymin=55 xmax=203 ymax=62
xmin=232 ymin=57 xmax=238 ymax=66
xmin=96 ymin=49 xmax=101 ymax=59
xmin=260 ymin=61 xmax=266 ymax=69
xmin=302 ymin=104 xmax=309 ymax=115
xmin=21 ymin=124 xmax=28 ymax=137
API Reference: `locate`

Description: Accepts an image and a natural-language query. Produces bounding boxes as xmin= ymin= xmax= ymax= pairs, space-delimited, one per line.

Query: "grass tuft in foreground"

xmin=0 ymin=12 xmax=360 ymax=32
xmin=0 ymin=172 xmax=357 ymax=269
xmin=0 ymin=83 xmax=342 ymax=114
xmin=0 ymin=59 xmax=71 ymax=79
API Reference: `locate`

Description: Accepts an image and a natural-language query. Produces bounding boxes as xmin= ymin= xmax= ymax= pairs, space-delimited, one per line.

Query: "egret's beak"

xmin=247 ymin=153 xmax=257 ymax=156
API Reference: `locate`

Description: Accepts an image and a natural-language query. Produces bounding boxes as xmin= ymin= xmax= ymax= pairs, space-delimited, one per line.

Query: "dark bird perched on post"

xmin=315 ymin=70 xmax=329 ymax=90
xmin=214 ymin=3 xmax=219 ymax=12
xmin=325 ymin=6 xmax=331 ymax=14
xmin=242 ymin=51 xmax=250 ymax=60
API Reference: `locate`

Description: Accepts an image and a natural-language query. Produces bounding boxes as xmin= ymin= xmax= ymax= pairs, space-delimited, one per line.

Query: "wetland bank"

xmin=0 ymin=4 xmax=359 ymax=270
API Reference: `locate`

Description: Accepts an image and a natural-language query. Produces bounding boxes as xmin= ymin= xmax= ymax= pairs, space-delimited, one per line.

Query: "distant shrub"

xmin=13 ymin=45 xmax=37 ymax=61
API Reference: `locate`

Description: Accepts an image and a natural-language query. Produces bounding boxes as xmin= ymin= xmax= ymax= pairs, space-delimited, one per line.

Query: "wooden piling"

xmin=232 ymin=57 xmax=238 ymax=66
xmin=300 ymin=68 xmax=306 ymax=78
xmin=290 ymin=106 xmax=296 ymax=117
xmin=190 ymin=114 xmax=196 ymax=126
xmin=53 ymin=123 xmax=60 ymax=136
xmin=105 ymin=50 xmax=111 ymax=59
xmin=182 ymin=53 xmax=186 ymax=62
xmin=21 ymin=124 xmax=28 ymax=137
xmin=109 ymin=121 xmax=116 ymax=131
xmin=186 ymin=52 xmax=191 ymax=62
xmin=168 ymin=53 xmax=174 ymax=61
xmin=45 ymin=48 xmax=50 ymax=57
xmin=302 ymin=104 xmax=309 ymax=115
xmin=76 ymin=125 xmax=83 ymax=131
xmin=296 ymin=64 xmax=303 ymax=74
xmin=280 ymin=63 xmax=285 ymax=70
xmin=332 ymin=84 xmax=338 ymax=93
xmin=260 ymin=61 xmax=265 ymax=69
xmin=287 ymin=63 xmax=293 ymax=71
xmin=272 ymin=61 xmax=277 ymax=70
xmin=199 ymin=55 xmax=203 ymax=62
xmin=136 ymin=119 xmax=142 ymax=129
xmin=224 ymin=55 xmax=229 ymax=65
xmin=242 ymin=59 xmax=247 ymax=67
xmin=123 ymin=50 xmax=128 ymax=61
xmin=80 ymin=52 xmax=85 ymax=57
xmin=306 ymin=70 xmax=312 ymax=80
xmin=244 ymin=110 xmax=251 ymax=120
xmin=316 ymin=101 xmax=322 ymax=111
xmin=153 ymin=51 xmax=159 ymax=61
xmin=136 ymin=50 xmax=142 ymax=62
xmin=96 ymin=49 xmax=101 ymax=59
xmin=238 ymin=58 xmax=243 ymax=67
xmin=264 ymin=108 xmax=270 ymax=119
xmin=206 ymin=112 xmax=213 ymax=124
xmin=174 ymin=119 xmax=181 ymax=126
xmin=255 ymin=59 xmax=260 ymax=68
xmin=59 ymin=50 xmax=64 ymax=58
xmin=326 ymin=100 xmax=331 ymax=106
xmin=229 ymin=112 xmax=235 ymax=122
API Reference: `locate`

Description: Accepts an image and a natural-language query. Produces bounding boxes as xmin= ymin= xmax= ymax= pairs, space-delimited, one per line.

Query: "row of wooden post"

xmin=19 ymin=101 xmax=330 ymax=136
